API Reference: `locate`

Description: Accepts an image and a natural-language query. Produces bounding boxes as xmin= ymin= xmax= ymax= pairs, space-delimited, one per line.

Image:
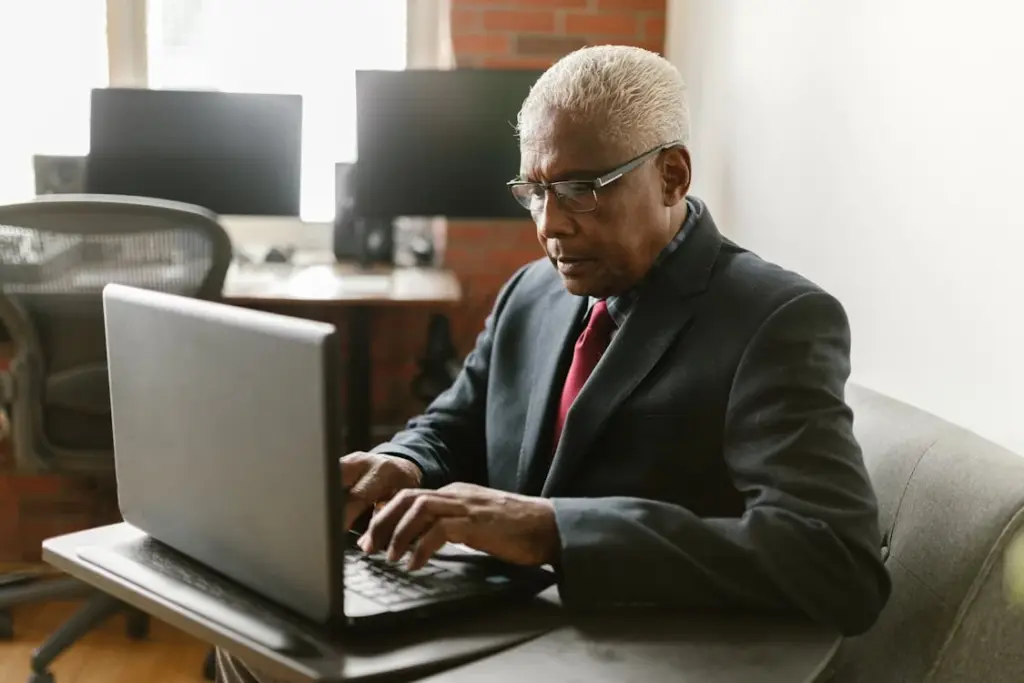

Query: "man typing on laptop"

xmin=219 ymin=46 xmax=890 ymax=682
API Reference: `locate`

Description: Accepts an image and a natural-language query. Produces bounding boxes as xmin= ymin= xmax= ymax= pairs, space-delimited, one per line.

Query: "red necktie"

xmin=551 ymin=300 xmax=616 ymax=453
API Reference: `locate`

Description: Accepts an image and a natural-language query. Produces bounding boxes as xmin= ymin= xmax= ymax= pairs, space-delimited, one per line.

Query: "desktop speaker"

xmin=333 ymin=162 xmax=361 ymax=259
xmin=33 ymin=155 xmax=87 ymax=195
xmin=334 ymin=162 xmax=394 ymax=265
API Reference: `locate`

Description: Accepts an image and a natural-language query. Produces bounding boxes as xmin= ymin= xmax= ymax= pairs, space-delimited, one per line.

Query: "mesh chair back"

xmin=0 ymin=194 xmax=232 ymax=473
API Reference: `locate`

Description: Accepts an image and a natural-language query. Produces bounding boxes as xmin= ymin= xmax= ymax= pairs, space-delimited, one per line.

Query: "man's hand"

xmin=357 ymin=482 xmax=560 ymax=570
xmin=341 ymin=452 xmax=422 ymax=530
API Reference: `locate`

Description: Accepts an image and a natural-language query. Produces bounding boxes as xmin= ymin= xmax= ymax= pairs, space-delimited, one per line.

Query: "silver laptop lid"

xmin=102 ymin=283 xmax=343 ymax=623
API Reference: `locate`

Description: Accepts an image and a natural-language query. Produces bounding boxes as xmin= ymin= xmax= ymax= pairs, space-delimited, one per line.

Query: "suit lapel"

xmin=516 ymin=289 xmax=587 ymax=494
xmin=541 ymin=208 xmax=725 ymax=496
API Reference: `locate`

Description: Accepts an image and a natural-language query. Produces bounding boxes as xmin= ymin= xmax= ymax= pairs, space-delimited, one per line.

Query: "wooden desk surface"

xmin=43 ymin=524 xmax=841 ymax=683
xmin=222 ymin=255 xmax=461 ymax=307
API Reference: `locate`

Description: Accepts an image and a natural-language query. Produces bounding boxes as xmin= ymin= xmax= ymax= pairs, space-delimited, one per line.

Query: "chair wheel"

xmin=203 ymin=649 xmax=217 ymax=680
xmin=0 ymin=609 xmax=12 ymax=640
xmin=125 ymin=610 xmax=149 ymax=640
xmin=28 ymin=672 xmax=54 ymax=683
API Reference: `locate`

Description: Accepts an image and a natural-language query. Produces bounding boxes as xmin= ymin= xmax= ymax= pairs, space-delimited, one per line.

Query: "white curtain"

xmin=0 ymin=0 xmax=108 ymax=205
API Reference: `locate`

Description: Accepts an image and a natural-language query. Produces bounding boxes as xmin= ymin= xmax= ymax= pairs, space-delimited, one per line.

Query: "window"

xmin=0 ymin=0 xmax=109 ymax=205
xmin=146 ymin=0 xmax=408 ymax=221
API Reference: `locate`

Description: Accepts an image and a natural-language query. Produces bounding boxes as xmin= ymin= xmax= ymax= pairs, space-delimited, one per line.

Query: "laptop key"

xmin=343 ymin=551 xmax=482 ymax=605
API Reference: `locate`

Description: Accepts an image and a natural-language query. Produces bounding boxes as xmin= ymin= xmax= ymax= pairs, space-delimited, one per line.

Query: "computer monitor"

xmin=87 ymin=88 xmax=303 ymax=217
xmin=353 ymin=69 xmax=543 ymax=220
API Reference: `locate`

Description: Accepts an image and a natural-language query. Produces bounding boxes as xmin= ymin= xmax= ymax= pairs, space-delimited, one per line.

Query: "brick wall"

xmin=451 ymin=0 xmax=665 ymax=68
xmin=443 ymin=0 xmax=667 ymax=351
xmin=0 ymin=0 xmax=667 ymax=562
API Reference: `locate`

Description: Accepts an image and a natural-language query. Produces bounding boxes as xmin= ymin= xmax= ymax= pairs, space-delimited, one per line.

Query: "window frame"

xmin=106 ymin=1 xmax=445 ymax=88
xmin=106 ymin=0 xmax=150 ymax=87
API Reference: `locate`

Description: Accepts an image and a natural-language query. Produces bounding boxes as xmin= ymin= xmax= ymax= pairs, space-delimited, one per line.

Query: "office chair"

xmin=0 ymin=194 xmax=232 ymax=683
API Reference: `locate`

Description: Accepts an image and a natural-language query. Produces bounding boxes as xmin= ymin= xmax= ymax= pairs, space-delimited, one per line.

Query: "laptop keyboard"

xmin=126 ymin=537 xmax=487 ymax=610
xmin=344 ymin=551 xmax=494 ymax=606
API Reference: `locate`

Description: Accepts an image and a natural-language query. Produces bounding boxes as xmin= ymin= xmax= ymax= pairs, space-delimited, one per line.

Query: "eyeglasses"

xmin=507 ymin=140 xmax=684 ymax=214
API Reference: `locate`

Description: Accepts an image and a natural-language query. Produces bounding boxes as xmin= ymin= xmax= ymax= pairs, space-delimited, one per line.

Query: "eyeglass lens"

xmin=510 ymin=182 xmax=596 ymax=213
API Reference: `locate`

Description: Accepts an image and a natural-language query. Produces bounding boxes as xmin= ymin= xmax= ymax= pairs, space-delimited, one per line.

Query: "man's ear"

xmin=660 ymin=146 xmax=692 ymax=206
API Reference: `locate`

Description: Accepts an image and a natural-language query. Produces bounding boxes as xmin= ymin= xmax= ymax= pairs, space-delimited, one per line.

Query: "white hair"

xmin=517 ymin=45 xmax=690 ymax=156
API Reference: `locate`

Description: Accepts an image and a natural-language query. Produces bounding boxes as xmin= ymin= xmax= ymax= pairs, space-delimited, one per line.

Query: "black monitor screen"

xmin=354 ymin=69 xmax=542 ymax=220
xmin=87 ymin=88 xmax=302 ymax=216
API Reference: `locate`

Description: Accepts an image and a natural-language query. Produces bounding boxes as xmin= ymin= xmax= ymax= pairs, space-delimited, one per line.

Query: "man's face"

xmin=518 ymin=110 xmax=691 ymax=298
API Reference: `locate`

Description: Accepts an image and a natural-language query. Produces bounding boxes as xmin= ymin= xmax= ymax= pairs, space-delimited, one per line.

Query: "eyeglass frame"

xmin=506 ymin=140 xmax=686 ymax=214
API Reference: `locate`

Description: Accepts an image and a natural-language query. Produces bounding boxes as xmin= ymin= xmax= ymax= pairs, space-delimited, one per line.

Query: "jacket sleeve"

xmin=370 ymin=266 xmax=530 ymax=489
xmin=550 ymin=291 xmax=892 ymax=636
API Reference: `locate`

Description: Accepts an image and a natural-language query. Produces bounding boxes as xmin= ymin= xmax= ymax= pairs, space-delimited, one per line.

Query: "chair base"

xmin=0 ymin=608 xmax=12 ymax=640
xmin=2 ymin=573 xmax=209 ymax=683
xmin=203 ymin=648 xmax=217 ymax=681
xmin=0 ymin=575 xmax=94 ymax=640
xmin=30 ymin=592 xmax=124 ymax=682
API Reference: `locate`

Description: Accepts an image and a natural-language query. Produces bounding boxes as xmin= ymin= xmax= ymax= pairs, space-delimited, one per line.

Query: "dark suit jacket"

xmin=373 ymin=203 xmax=891 ymax=636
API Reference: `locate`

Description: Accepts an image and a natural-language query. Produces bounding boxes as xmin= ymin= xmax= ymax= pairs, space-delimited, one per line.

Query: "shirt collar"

xmin=589 ymin=196 xmax=702 ymax=328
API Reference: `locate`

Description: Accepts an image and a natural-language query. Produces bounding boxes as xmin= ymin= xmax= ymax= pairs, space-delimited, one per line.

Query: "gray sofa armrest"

xmin=830 ymin=385 xmax=1024 ymax=683
xmin=926 ymin=519 xmax=1024 ymax=682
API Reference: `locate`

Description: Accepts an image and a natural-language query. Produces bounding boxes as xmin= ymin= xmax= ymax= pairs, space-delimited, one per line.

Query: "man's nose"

xmin=535 ymin=190 xmax=574 ymax=239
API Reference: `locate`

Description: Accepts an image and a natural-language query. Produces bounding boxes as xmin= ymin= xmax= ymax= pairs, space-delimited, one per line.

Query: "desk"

xmin=222 ymin=256 xmax=461 ymax=452
xmin=44 ymin=524 xmax=841 ymax=683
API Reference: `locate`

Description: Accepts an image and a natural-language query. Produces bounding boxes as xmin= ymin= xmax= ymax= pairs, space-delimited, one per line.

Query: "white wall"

xmin=666 ymin=0 xmax=1024 ymax=455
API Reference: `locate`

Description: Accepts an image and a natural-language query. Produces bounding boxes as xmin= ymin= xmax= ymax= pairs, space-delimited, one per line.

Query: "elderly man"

xmin=217 ymin=45 xmax=890 ymax=682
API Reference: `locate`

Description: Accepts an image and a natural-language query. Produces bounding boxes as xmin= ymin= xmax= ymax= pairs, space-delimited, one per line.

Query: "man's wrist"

xmin=532 ymin=497 xmax=561 ymax=565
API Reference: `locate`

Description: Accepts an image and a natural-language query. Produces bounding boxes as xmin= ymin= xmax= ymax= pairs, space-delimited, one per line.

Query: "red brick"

xmin=18 ymin=495 xmax=96 ymax=520
xmin=0 ymin=474 xmax=88 ymax=498
xmin=643 ymin=14 xmax=666 ymax=40
xmin=596 ymin=0 xmax=665 ymax=10
xmin=483 ymin=10 xmax=556 ymax=32
xmin=453 ymin=33 xmax=511 ymax=55
xmin=446 ymin=220 xmax=536 ymax=244
xmin=445 ymin=247 xmax=539 ymax=277
xmin=482 ymin=57 xmax=556 ymax=70
xmin=455 ymin=54 xmax=485 ymax=68
xmin=515 ymin=34 xmax=588 ymax=57
xmin=455 ymin=0 xmax=588 ymax=6
xmin=564 ymin=12 xmax=638 ymax=37
xmin=451 ymin=9 xmax=481 ymax=33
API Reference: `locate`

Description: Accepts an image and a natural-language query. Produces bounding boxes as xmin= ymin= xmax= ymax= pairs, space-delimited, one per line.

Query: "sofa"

xmin=829 ymin=384 xmax=1024 ymax=682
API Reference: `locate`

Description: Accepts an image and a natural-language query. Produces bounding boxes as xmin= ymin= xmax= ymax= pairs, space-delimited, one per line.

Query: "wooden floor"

xmin=0 ymin=600 xmax=210 ymax=683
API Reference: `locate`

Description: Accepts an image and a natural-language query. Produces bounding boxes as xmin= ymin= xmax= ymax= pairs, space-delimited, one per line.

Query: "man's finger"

xmin=387 ymin=496 xmax=467 ymax=561
xmin=408 ymin=518 xmax=471 ymax=571
xmin=360 ymin=488 xmax=430 ymax=553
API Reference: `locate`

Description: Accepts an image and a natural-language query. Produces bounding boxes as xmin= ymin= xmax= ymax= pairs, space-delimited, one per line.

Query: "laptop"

xmin=80 ymin=283 xmax=553 ymax=652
